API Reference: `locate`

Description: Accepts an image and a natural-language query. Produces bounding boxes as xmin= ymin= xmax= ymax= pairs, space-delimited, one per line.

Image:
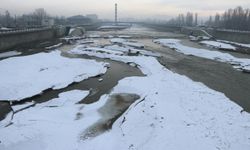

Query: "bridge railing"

xmin=0 ymin=27 xmax=52 ymax=35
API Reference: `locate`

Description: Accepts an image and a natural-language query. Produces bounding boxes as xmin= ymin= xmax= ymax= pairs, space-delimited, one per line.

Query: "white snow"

xmin=74 ymin=44 xmax=160 ymax=57
xmin=60 ymin=36 xmax=85 ymax=43
xmin=110 ymin=38 xmax=127 ymax=43
xmin=85 ymin=47 xmax=124 ymax=55
xmin=123 ymin=42 xmax=145 ymax=48
xmin=98 ymin=26 xmax=129 ymax=30
xmin=118 ymin=35 xmax=132 ymax=38
xmin=0 ymin=90 xmax=97 ymax=150
xmin=218 ymin=40 xmax=250 ymax=49
xmin=11 ymin=102 xmax=36 ymax=113
xmin=0 ymin=51 xmax=107 ymax=101
xmin=0 ymin=111 xmax=13 ymax=128
xmin=200 ymin=40 xmax=236 ymax=50
xmin=45 ymin=43 xmax=63 ymax=50
xmin=0 ymin=51 xmax=22 ymax=59
xmin=78 ymin=40 xmax=95 ymax=45
xmin=110 ymin=38 xmax=145 ymax=48
xmin=0 ymin=27 xmax=12 ymax=31
xmin=189 ymin=36 xmax=211 ymax=41
xmin=103 ymin=35 xmax=114 ymax=38
xmin=68 ymin=46 xmax=250 ymax=150
xmin=104 ymin=45 xmax=129 ymax=52
xmin=154 ymin=39 xmax=250 ymax=72
xmin=1 ymin=42 xmax=250 ymax=150
xmin=88 ymin=34 xmax=101 ymax=38
xmin=69 ymin=28 xmax=75 ymax=35
xmin=243 ymin=65 xmax=250 ymax=73
xmin=189 ymin=35 xmax=198 ymax=41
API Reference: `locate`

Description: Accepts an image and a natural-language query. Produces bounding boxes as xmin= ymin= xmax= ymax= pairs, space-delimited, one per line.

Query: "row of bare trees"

xmin=167 ymin=12 xmax=198 ymax=27
xmin=167 ymin=6 xmax=250 ymax=31
xmin=0 ymin=8 xmax=49 ymax=28
xmin=206 ymin=6 xmax=250 ymax=31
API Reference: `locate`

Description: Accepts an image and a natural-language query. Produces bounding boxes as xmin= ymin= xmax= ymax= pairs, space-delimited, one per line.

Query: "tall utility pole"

xmin=115 ymin=3 xmax=117 ymax=25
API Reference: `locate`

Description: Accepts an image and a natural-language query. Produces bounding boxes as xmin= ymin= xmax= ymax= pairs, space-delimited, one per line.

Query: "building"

xmin=86 ymin=14 xmax=98 ymax=21
xmin=67 ymin=15 xmax=91 ymax=25
xmin=42 ymin=18 xmax=55 ymax=26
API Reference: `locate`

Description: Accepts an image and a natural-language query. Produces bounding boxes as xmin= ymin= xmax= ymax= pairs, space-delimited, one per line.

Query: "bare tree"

xmin=195 ymin=13 xmax=198 ymax=26
xmin=33 ymin=8 xmax=47 ymax=26
xmin=210 ymin=6 xmax=250 ymax=31
xmin=186 ymin=12 xmax=194 ymax=26
xmin=5 ymin=10 xmax=11 ymax=27
xmin=214 ymin=13 xmax=220 ymax=27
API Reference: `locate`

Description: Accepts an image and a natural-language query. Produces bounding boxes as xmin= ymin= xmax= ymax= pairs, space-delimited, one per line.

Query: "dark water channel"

xmin=81 ymin=93 xmax=140 ymax=140
xmin=0 ymin=45 xmax=144 ymax=121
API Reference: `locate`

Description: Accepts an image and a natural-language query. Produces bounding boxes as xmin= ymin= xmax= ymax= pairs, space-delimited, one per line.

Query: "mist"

xmin=1 ymin=0 xmax=250 ymax=19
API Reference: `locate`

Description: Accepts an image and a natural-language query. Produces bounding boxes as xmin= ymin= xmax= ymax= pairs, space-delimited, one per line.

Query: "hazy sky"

xmin=1 ymin=0 xmax=250 ymax=20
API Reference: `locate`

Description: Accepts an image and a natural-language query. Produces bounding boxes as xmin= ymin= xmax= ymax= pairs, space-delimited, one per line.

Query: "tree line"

xmin=206 ymin=6 xmax=250 ymax=31
xmin=167 ymin=6 xmax=250 ymax=31
xmin=167 ymin=12 xmax=198 ymax=27
xmin=0 ymin=8 xmax=67 ymax=28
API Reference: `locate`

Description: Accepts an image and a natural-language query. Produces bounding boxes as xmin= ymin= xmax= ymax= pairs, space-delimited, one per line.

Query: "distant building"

xmin=86 ymin=14 xmax=98 ymax=21
xmin=67 ymin=15 xmax=91 ymax=25
xmin=42 ymin=18 xmax=55 ymax=26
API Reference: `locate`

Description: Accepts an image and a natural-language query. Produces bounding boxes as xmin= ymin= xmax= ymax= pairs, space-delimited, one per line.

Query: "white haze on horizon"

xmin=0 ymin=0 xmax=249 ymax=20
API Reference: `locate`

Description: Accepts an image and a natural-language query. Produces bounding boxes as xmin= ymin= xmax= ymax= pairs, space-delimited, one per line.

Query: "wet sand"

xmin=0 ymin=102 xmax=12 ymax=121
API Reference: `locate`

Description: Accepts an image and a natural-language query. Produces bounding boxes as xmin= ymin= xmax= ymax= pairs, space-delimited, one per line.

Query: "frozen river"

xmin=0 ymin=24 xmax=250 ymax=150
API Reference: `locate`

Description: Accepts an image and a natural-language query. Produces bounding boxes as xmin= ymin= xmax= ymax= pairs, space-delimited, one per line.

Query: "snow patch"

xmin=69 ymin=46 xmax=250 ymax=150
xmin=200 ymin=40 xmax=236 ymax=50
xmin=110 ymin=38 xmax=145 ymax=48
xmin=0 ymin=90 xmax=94 ymax=150
xmin=45 ymin=43 xmax=63 ymax=50
xmin=0 ymin=51 xmax=108 ymax=101
xmin=0 ymin=51 xmax=22 ymax=59
xmin=218 ymin=40 xmax=250 ymax=49
xmin=154 ymin=39 xmax=250 ymax=73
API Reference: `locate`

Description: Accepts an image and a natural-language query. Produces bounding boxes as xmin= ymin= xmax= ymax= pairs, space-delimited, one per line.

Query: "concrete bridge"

xmin=0 ymin=26 xmax=68 ymax=51
xmin=0 ymin=27 xmax=52 ymax=35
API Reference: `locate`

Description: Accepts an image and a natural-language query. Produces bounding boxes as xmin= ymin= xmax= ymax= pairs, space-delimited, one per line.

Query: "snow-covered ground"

xmin=0 ymin=90 xmax=93 ymax=150
xmin=189 ymin=35 xmax=210 ymax=41
xmin=88 ymin=34 xmax=101 ymax=38
xmin=154 ymin=39 xmax=250 ymax=73
xmin=45 ymin=43 xmax=63 ymax=50
xmin=110 ymin=38 xmax=127 ymax=43
xmin=218 ymin=40 xmax=250 ymax=49
xmin=98 ymin=25 xmax=129 ymax=30
xmin=243 ymin=65 xmax=250 ymax=73
xmin=0 ymin=51 xmax=21 ymax=59
xmin=110 ymin=38 xmax=145 ymax=48
xmin=0 ymin=51 xmax=107 ymax=101
xmin=70 ymin=45 xmax=250 ymax=150
xmin=200 ymin=40 xmax=236 ymax=50
xmin=0 ymin=27 xmax=12 ymax=31
xmin=103 ymin=44 xmax=160 ymax=57
xmin=118 ymin=35 xmax=132 ymax=38
xmin=1 ymin=44 xmax=250 ymax=150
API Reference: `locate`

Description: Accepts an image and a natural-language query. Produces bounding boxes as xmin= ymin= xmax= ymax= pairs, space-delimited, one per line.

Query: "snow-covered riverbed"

xmin=0 ymin=34 xmax=250 ymax=150
xmin=69 ymin=44 xmax=250 ymax=150
xmin=0 ymin=51 xmax=107 ymax=101
xmin=154 ymin=39 xmax=250 ymax=73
